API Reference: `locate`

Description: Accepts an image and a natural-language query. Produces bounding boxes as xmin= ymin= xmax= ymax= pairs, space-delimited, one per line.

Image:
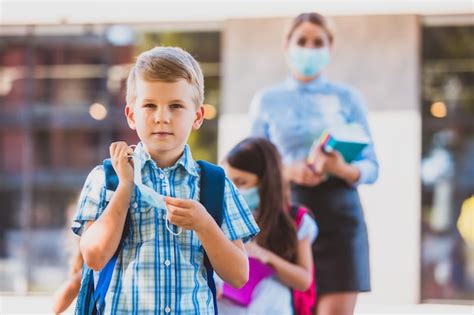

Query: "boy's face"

xmin=125 ymin=78 xmax=204 ymax=161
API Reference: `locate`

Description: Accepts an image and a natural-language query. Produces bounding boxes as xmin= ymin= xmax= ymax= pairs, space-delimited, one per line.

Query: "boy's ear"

xmin=125 ymin=104 xmax=136 ymax=130
xmin=192 ymin=105 xmax=205 ymax=130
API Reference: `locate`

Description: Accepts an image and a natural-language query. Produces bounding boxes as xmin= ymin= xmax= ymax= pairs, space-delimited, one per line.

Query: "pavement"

xmin=0 ymin=295 xmax=473 ymax=314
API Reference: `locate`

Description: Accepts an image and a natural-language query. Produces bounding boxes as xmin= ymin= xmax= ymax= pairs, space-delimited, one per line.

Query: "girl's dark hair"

xmin=225 ymin=137 xmax=298 ymax=262
xmin=286 ymin=12 xmax=334 ymax=44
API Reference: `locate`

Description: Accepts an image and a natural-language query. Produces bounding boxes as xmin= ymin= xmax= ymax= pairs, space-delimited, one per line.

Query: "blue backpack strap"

xmin=103 ymin=159 xmax=132 ymax=241
xmin=197 ymin=160 xmax=225 ymax=315
xmin=197 ymin=160 xmax=225 ymax=226
xmin=103 ymin=158 xmax=119 ymax=191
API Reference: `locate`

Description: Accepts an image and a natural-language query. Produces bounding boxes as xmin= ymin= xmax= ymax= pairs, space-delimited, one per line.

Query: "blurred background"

xmin=0 ymin=0 xmax=473 ymax=313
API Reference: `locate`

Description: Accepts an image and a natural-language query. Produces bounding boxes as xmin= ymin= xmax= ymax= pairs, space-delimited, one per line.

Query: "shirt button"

xmin=162 ymin=214 xmax=167 ymax=220
xmin=132 ymin=202 xmax=138 ymax=208
xmin=165 ymin=306 xmax=171 ymax=313
xmin=159 ymin=173 xmax=165 ymax=179
xmin=164 ymin=260 xmax=171 ymax=267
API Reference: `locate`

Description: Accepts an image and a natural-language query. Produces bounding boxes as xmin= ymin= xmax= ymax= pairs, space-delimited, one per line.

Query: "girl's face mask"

xmin=287 ymin=46 xmax=330 ymax=78
xmin=239 ymin=186 xmax=260 ymax=214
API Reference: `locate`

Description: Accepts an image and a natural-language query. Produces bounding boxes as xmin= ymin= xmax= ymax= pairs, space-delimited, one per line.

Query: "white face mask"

xmin=130 ymin=146 xmax=182 ymax=236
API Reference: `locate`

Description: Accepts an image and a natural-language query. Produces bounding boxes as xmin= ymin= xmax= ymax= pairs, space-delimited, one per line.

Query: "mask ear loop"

xmin=126 ymin=144 xmax=150 ymax=160
xmin=126 ymin=144 xmax=137 ymax=156
xmin=165 ymin=218 xmax=183 ymax=236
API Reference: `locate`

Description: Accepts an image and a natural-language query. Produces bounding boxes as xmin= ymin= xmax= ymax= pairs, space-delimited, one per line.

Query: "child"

xmin=71 ymin=46 xmax=260 ymax=314
xmin=218 ymin=137 xmax=318 ymax=315
xmin=52 ymin=247 xmax=82 ymax=314
xmin=52 ymin=197 xmax=83 ymax=314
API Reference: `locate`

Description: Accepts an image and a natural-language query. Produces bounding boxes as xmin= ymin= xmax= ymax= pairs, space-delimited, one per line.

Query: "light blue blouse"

xmin=249 ymin=75 xmax=378 ymax=186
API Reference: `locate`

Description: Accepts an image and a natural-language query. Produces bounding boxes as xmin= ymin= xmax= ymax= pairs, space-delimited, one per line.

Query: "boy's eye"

xmin=170 ymin=103 xmax=184 ymax=109
xmin=144 ymin=103 xmax=156 ymax=108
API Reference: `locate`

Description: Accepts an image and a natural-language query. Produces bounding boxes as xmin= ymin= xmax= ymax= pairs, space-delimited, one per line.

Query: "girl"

xmin=218 ymin=137 xmax=318 ymax=315
xmin=249 ymin=12 xmax=379 ymax=315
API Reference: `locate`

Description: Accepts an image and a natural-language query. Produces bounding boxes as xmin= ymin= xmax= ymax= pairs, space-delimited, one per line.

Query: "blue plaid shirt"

xmin=250 ymin=75 xmax=378 ymax=186
xmin=72 ymin=143 xmax=260 ymax=314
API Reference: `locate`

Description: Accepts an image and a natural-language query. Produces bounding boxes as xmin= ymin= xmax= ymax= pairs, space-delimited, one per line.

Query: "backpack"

xmin=75 ymin=159 xmax=225 ymax=315
xmin=289 ymin=205 xmax=317 ymax=315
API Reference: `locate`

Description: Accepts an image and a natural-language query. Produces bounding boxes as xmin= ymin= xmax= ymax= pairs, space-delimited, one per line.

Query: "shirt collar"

xmin=134 ymin=142 xmax=198 ymax=177
xmin=285 ymin=74 xmax=327 ymax=93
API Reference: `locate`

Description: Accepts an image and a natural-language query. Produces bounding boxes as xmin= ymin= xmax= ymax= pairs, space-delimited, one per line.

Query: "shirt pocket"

xmin=126 ymin=197 xmax=156 ymax=244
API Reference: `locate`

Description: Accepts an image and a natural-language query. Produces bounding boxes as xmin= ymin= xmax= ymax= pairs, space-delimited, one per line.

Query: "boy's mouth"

xmin=152 ymin=132 xmax=173 ymax=136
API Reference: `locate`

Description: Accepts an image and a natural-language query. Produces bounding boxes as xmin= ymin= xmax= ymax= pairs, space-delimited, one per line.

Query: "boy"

xmin=72 ymin=46 xmax=260 ymax=314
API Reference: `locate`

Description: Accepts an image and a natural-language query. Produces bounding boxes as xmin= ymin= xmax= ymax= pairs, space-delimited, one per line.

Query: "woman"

xmin=249 ymin=12 xmax=379 ymax=315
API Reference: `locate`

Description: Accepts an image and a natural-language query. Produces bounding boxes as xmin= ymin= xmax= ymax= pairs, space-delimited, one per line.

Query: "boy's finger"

xmin=167 ymin=213 xmax=191 ymax=227
xmin=116 ymin=146 xmax=125 ymax=159
xmin=117 ymin=147 xmax=130 ymax=165
xmin=167 ymin=214 xmax=183 ymax=226
xmin=166 ymin=205 xmax=188 ymax=216
xmin=164 ymin=196 xmax=191 ymax=207
xmin=110 ymin=142 xmax=119 ymax=157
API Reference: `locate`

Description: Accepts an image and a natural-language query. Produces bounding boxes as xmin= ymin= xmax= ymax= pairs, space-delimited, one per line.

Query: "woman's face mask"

xmin=239 ymin=186 xmax=260 ymax=213
xmin=287 ymin=46 xmax=330 ymax=78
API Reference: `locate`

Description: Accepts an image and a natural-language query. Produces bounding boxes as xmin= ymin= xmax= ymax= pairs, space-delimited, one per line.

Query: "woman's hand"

xmin=312 ymin=146 xmax=345 ymax=175
xmin=284 ymin=160 xmax=326 ymax=186
xmin=311 ymin=146 xmax=361 ymax=184
xmin=109 ymin=141 xmax=134 ymax=186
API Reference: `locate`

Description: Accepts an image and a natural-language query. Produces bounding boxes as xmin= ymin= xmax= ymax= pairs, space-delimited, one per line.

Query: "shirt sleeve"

xmin=296 ymin=214 xmax=319 ymax=243
xmin=220 ymin=177 xmax=260 ymax=243
xmin=346 ymin=89 xmax=379 ymax=186
xmin=249 ymin=91 xmax=270 ymax=139
xmin=71 ymin=165 xmax=107 ymax=236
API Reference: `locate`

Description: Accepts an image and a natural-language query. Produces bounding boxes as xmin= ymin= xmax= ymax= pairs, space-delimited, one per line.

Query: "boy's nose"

xmin=154 ymin=107 xmax=171 ymax=123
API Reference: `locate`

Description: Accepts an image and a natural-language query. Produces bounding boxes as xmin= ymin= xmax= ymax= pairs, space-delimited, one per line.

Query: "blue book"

xmin=309 ymin=124 xmax=370 ymax=163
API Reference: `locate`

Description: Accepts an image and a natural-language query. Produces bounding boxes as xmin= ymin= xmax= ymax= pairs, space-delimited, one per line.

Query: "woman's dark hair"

xmin=225 ymin=137 xmax=298 ymax=262
xmin=286 ymin=12 xmax=334 ymax=44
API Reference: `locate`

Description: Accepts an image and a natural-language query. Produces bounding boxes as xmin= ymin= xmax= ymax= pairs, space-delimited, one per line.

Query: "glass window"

xmin=421 ymin=24 xmax=474 ymax=301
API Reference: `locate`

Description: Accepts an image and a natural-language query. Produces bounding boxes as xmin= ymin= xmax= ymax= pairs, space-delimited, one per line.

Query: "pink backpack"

xmin=289 ymin=205 xmax=317 ymax=315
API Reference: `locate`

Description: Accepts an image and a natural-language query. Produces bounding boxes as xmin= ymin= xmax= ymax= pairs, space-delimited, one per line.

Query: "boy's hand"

xmin=164 ymin=196 xmax=212 ymax=232
xmin=109 ymin=141 xmax=134 ymax=186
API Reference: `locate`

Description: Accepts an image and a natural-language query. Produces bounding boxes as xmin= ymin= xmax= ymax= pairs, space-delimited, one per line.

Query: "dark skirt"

xmin=291 ymin=178 xmax=371 ymax=294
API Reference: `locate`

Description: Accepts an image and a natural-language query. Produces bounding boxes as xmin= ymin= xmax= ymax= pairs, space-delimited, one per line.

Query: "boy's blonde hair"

xmin=126 ymin=46 xmax=204 ymax=107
